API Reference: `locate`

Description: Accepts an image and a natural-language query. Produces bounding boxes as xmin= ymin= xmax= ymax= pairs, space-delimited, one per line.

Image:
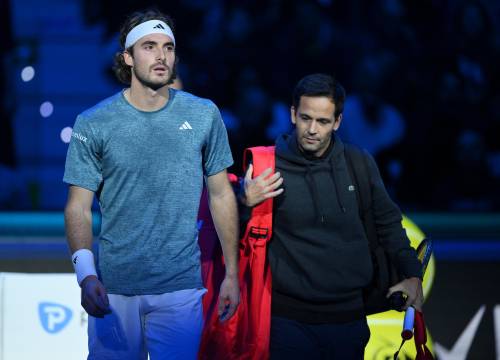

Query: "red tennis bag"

xmin=198 ymin=146 xmax=275 ymax=360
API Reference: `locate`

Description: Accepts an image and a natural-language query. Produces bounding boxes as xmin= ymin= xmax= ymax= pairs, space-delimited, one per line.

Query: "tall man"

xmin=63 ymin=9 xmax=239 ymax=359
xmin=239 ymin=73 xmax=423 ymax=359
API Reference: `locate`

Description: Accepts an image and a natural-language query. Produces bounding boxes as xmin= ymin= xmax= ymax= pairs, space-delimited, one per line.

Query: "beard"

xmin=133 ymin=62 xmax=176 ymax=90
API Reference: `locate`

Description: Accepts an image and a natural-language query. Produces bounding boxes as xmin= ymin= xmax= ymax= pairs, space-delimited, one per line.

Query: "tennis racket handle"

xmin=389 ymin=291 xmax=406 ymax=311
xmin=401 ymin=306 xmax=415 ymax=339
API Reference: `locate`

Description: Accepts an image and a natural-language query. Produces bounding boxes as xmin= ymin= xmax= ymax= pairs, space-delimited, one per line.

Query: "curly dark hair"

xmin=113 ymin=9 xmax=178 ymax=85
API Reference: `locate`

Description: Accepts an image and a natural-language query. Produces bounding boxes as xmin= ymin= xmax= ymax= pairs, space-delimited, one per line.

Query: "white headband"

xmin=124 ymin=20 xmax=175 ymax=49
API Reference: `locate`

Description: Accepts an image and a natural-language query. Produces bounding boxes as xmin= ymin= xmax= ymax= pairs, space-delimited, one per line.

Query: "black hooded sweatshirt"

xmin=268 ymin=132 xmax=421 ymax=324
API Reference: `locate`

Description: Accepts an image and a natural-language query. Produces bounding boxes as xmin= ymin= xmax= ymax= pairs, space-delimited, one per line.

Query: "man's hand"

xmin=240 ymin=164 xmax=284 ymax=207
xmin=80 ymin=275 xmax=111 ymax=318
xmin=387 ymin=277 xmax=424 ymax=311
xmin=218 ymin=274 xmax=240 ymax=322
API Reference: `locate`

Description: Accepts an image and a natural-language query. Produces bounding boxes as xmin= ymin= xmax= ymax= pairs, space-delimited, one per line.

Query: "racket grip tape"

xmin=401 ymin=306 xmax=415 ymax=340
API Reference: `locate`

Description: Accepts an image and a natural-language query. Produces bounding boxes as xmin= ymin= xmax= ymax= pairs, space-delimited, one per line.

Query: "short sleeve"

xmin=63 ymin=115 xmax=103 ymax=192
xmin=203 ymin=104 xmax=234 ymax=176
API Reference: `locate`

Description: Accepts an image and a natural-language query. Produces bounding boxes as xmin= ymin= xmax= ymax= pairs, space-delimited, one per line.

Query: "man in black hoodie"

xmin=239 ymin=73 xmax=423 ymax=359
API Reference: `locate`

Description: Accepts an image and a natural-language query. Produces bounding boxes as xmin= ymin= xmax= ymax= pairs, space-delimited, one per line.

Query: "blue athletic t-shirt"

xmin=63 ymin=88 xmax=233 ymax=294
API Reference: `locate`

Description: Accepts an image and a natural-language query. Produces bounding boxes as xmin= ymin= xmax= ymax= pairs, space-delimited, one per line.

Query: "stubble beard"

xmin=299 ymin=135 xmax=328 ymax=157
xmin=133 ymin=64 xmax=174 ymax=91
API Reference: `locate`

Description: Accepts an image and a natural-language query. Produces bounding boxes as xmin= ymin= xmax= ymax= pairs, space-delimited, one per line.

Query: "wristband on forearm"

xmin=71 ymin=248 xmax=97 ymax=286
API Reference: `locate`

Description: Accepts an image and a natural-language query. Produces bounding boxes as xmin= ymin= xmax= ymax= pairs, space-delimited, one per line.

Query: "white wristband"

xmin=71 ymin=249 xmax=97 ymax=286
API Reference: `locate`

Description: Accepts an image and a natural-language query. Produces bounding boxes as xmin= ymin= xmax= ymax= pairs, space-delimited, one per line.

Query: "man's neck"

xmin=125 ymin=81 xmax=170 ymax=112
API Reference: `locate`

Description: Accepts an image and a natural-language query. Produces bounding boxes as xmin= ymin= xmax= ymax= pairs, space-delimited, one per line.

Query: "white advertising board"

xmin=0 ymin=273 xmax=88 ymax=360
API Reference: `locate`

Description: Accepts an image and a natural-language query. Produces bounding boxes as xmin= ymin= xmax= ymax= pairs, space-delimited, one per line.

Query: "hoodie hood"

xmin=275 ymin=130 xmax=345 ymax=165
xmin=275 ymin=131 xmax=347 ymax=217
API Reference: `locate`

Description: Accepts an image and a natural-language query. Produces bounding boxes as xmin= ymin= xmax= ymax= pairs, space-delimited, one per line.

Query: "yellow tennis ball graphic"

xmin=364 ymin=216 xmax=435 ymax=360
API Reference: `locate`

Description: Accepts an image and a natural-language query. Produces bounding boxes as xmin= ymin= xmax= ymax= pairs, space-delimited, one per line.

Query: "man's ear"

xmin=333 ymin=113 xmax=342 ymax=131
xmin=290 ymin=106 xmax=297 ymax=125
xmin=123 ymin=51 xmax=133 ymax=67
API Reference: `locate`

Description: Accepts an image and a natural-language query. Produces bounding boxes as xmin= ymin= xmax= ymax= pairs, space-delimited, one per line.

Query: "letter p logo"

xmin=38 ymin=302 xmax=72 ymax=334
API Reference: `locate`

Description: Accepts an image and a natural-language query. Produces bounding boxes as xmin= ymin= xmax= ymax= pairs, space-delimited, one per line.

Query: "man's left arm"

xmin=206 ymin=169 xmax=240 ymax=321
xmin=366 ymin=153 xmax=423 ymax=310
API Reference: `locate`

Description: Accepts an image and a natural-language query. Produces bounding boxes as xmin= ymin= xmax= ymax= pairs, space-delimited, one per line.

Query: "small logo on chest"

xmin=348 ymin=185 xmax=355 ymax=191
xmin=179 ymin=121 xmax=193 ymax=130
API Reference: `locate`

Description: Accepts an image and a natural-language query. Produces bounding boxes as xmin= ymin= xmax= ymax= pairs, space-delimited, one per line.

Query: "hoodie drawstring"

xmin=304 ymin=164 xmax=324 ymax=224
xmin=329 ymin=160 xmax=347 ymax=214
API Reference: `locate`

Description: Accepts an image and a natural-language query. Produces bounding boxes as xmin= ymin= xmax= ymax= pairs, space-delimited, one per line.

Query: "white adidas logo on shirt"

xmin=179 ymin=121 xmax=193 ymax=130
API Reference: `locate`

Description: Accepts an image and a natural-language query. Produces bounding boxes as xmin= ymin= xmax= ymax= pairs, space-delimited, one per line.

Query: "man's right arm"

xmin=65 ymin=185 xmax=110 ymax=317
xmin=65 ymin=185 xmax=94 ymax=253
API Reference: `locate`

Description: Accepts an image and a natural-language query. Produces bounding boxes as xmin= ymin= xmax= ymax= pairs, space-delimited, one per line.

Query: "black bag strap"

xmin=344 ymin=144 xmax=378 ymax=251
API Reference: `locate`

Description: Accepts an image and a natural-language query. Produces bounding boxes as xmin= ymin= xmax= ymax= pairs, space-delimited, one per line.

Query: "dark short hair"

xmin=113 ymin=9 xmax=177 ymax=85
xmin=292 ymin=73 xmax=346 ymax=118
